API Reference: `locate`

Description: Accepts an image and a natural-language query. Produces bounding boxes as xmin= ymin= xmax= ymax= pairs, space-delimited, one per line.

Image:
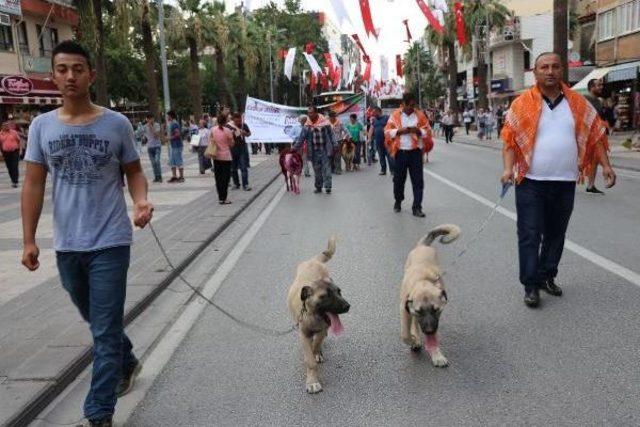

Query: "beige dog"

xmin=400 ymin=224 xmax=460 ymax=367
xmin=287 ymin=236 xmax=350 ymax=394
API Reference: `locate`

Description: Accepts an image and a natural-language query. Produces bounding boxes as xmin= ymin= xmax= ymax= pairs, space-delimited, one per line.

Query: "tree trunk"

xmin=237 ymin=54 xmax=246 ymax=110
xmin=215 ymin=46 xmax=228 ymax=108
xmin=141 ymin=0 xmax=160 ymax=120
xmin=92 ymin=0 xmax=108 ymax=106
xmin=446 ymin=41 xmax=459 ymax=116
xmin=187 ymin=35 xmax=202 ymax=119
xmin=554 ymin=0 xmax=569 ymax=82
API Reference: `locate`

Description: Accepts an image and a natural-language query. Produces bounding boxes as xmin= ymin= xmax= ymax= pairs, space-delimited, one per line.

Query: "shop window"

xmin=17 ymin=22 xmax=29 ymax=56
xmin=524 ymin=50 xmax=531 ymax=71
xmin=599 ymin=9 xmax=615 ymax=40
xmin=37 ymin=25 xmax=58 ymax=57
xmin=0 ymin=25 xmax=14 ymax=52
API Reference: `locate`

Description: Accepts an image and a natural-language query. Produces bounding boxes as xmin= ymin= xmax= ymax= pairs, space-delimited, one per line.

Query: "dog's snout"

xmin=342 ymin=302 xmax=350 ymax=313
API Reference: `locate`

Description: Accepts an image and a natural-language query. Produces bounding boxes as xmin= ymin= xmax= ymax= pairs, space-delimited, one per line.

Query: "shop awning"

xmin=606 ymin=60 xmax=640 ymax=83
xmin=572 ymin=67 xmax=611 ymax=93
xmin=1 ymin=96 xmax=62 ymax=105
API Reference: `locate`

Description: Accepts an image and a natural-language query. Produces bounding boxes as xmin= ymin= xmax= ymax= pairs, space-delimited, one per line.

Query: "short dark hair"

xmin=534 ymin=52 xmax=561 ymax=69
xmin=146 ymin=113 xmax=154 ymax=119
xmin=349 ymin=113 xmax=357 ymax=120
xmin=308 ymin=105 xmax=319 ymax=113
xmin=167 ymin=110 xmax=176 ymax=119
xmin=402 ymin=92 xmax=416 ymax=105
xmin=231 ymin=112 xmax=242 ymax=119
xmin=51 ymin=40 xmax=92 ymax=69
xmin=588 ymin=78 xmax=601 ymax=90
xmin=217 ymin=113 xmax=228 ymax=127
xmin=373 ymin=106 xmax=382 ymax=112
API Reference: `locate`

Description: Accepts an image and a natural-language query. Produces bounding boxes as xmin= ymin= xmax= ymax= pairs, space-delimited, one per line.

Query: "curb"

xmin=7 ymin=168 xmax=282 ymax=427
xmin=447 ymin=137 xmax=640 ymax=172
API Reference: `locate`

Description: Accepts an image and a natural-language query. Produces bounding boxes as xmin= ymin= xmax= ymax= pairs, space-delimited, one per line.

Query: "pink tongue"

xmin=424 ymin=334 xmax=439 ymax=352
xmin=327 ymin=313 xmax=344 ymax=336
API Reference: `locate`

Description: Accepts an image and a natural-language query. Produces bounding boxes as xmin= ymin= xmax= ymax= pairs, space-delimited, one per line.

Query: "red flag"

xmin=363 ymin=61 xmax=371 ymax=82
xmin=358 ymin=0 xmax=377 ymax=39
xmin=402 ymin=19 xmax=412 ymax=42
xmin=396 ymin=54 xmax=403 ymax=77
xmin=454 ymin=2 xmax=466 ymax=45
xmin=416 ymin=0 xmax=444 ymax=34
xmin=305 ymin=42 xmax=314 ymax=54
xmin=323 ymin=53 xmax=334 ymax=75
xmin=278 ymin=49 xmax=288 ymax=59
xmin=320 ymin=73 xmax=329 ymax=90
xmin=310 ymin=72 xmax=317 ymax=92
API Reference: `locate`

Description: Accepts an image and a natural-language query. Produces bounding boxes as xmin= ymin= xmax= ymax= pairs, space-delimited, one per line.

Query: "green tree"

xmin=74 ymin=0 xmax=109 ymax=105
xmin=403 ymin=42 xmax=446 ymax=107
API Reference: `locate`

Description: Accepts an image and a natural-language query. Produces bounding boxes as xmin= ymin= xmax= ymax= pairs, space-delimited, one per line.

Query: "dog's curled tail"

xmin=315 ymin=235 xmax=337 ymax=263
xmin=418 ymin=224 xmax=461 ymax=247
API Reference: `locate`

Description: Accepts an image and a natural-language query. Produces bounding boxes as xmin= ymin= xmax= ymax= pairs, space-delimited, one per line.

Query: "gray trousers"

xmin=312 ymin=148 xmax=332 ymax=190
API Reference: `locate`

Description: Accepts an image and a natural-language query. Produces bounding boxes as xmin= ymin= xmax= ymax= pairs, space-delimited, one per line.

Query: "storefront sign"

xmin=0 ymin=0 xmax=21 ymax=15
xmin=491 ymin=79 xmax=510 ymax=92
xmin=1 ymin=75 xmax=33 ymax=96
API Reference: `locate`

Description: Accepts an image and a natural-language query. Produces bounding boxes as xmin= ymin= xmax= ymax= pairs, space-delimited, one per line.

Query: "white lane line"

xmin=113 ymin=185 xmax=286 ymax=425
xmin=425 ymin=168 xmax=640 ymax=288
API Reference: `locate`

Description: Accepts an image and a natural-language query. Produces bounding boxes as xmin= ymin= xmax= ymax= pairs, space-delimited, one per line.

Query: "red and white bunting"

xmin=358 ymin=0 xmax=377 ymax=39
xmin=415 ymin=0 xmax=444 ymax=34
xmin=284 ymin=47 xmax=296 ymax=81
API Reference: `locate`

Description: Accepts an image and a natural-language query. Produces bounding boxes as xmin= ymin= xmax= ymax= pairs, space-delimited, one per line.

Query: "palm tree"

xmin=465 ymin=0 xmax=510 ymax=110
xmin=425 ymin=10 xmax=459 ymax=114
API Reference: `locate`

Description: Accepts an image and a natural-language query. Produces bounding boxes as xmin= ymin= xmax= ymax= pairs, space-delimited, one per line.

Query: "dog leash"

xmin=148 ymin=222 xmax=296 ymax=337
xmin=442 ymin=182 xmax=513 ymax=277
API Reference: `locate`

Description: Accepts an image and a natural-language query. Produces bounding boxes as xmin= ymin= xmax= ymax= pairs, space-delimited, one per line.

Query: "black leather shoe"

xmin=541 ymin=279 xmax=563 ymax=296
xmin=314 ymin=188 xmax=322 ymax=194
xmin=524 ymin=288 xmax=540 ymax=308
xmin=412 ymin=208 xmax=426 ymax=218
xmin=393 ymin=202 xmax=401 ymax=213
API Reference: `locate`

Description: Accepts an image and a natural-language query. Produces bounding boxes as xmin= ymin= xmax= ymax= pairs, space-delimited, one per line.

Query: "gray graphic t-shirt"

xmin=25 ymin=108 xmax=140 ymax=252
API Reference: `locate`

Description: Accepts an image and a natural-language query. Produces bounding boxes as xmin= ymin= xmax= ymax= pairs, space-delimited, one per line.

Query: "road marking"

xmin=113 ymin=184 xmax=286 ymax=425
xmin=425 ymin=168 xmax=640 ymax=288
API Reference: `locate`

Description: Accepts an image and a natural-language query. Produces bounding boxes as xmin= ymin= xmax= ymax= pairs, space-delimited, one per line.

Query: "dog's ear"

xmin=301 ymin=285 xmax=313 ymax=301
xmin=405 ymin=299 xmax=414 ymax=313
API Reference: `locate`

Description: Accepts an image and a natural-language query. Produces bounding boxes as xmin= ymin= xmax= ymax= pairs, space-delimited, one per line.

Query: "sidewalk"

xmin=0 ymin=148 xmax=281 ymax=426
xmin=445 ymin=127 xmax=640 ymax=171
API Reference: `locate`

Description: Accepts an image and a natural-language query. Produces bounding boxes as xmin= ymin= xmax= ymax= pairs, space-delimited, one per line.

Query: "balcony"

xmin=490 ymin=19 xmax=521 ymax=48
xmin=22 ymin=55 xmax=51 ymax=74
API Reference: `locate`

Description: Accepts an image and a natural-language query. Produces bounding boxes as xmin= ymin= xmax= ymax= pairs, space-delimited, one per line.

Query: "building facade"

xmin=0 ymin=0 xmax=77 ymax=120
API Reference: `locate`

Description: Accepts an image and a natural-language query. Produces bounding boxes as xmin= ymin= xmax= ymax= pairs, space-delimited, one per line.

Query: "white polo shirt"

xmin=526 ymin=96 xmax=578 ymax=181
xmin=388 ymin=111 xmax=427 ymax=150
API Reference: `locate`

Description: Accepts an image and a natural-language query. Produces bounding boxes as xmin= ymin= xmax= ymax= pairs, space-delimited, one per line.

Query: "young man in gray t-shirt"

xmin=21 ymin=41 xmax=153 ymax=426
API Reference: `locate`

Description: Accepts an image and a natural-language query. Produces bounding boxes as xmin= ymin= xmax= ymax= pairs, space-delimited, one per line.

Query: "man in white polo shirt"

xmin=500 ymin=52 xmax=616 ymax=308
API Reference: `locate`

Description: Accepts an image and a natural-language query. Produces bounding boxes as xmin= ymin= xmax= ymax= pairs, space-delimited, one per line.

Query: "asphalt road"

xmin=128 ymin=141 xmax=640 ymax=426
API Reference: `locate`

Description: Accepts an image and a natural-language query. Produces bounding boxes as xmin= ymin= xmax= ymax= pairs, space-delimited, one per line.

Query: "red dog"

xmin=279 ymin=148 xmax=303 ymax=194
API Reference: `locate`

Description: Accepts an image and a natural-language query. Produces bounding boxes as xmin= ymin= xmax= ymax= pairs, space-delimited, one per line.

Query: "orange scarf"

xmin=384 ymin=108 xmax=434 ymax=156
xmin=501 ymin=83 xmax=609 ymax=184
xmin=305 ymin=114 xmax=330 ymax=128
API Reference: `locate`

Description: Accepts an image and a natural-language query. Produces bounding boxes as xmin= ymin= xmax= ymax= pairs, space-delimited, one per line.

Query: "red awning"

xmin=1 ymin=96 xmax=62 ymax=105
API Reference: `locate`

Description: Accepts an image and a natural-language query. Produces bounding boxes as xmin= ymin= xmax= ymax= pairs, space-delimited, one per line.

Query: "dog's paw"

xmin=314 ymin=353 xmax=324 ymax=363
xmin=306 ymin=382 xmax=323 ymax=394
xmin=430 ymin=350 xmax=449 ymax=368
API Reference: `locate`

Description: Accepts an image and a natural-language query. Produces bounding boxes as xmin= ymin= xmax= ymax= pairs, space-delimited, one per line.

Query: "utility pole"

xmin=158 ymin=0 xmax=171 ymax=116
xmin=553 ymin=0 xmax=569 ymax=82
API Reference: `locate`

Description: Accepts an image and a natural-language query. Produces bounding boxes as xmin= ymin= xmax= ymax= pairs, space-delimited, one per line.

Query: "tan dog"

xmin=341 ymin=140 xmax=355 ymax=172
xmin=287 ymin=236 xmax=350 ymax=394
xmin=400 ymin=224 xmax=460 ymax=367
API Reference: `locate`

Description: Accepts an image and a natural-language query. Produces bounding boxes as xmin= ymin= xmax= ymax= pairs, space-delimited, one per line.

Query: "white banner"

xmin=303 ymin=52 xmax=323 ymax=76
xmin=284 ymin=47 xmax=296 ymax=81
xmin=244 ymin=95 xmax=366 ymax=144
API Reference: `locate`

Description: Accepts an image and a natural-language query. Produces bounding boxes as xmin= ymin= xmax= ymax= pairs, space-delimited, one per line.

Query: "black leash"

xmin=148 ymin=222 xmax=296 ymax=337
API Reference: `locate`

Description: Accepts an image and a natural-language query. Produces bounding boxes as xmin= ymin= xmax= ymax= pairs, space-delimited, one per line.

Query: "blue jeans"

xmin=56 ymin=246 xmax=136 ymax=420
xmin=147 ymin=146 xmax=162 ymax=179
xmin=515 ymin=179 xmax=576 ymax=291
xmin=169 ymin=143 xmax=184 ymax=167
xmin=231 ymin=145 xmax=250 ymax=188
xmin=376 ymin=139 xmax=395 ymax=174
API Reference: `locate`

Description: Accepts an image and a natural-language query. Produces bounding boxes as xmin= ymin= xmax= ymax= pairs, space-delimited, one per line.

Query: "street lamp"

xmin=268 ymin=28 xmax=287 ymax=103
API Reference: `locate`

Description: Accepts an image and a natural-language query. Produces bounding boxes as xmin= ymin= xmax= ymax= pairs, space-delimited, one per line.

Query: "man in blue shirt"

xmin=21 ymin=41 xmax=153 ymax=426
xmin=167 ymin=110 xmax=185 ymax=183
xmin=370 ymin=107 xmax=394 ymax=175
